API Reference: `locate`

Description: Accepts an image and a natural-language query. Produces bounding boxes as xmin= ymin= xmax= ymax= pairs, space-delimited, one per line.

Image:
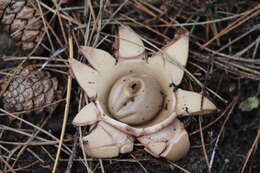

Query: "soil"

xmin=0 ymin=0 xmax=259 ymax=173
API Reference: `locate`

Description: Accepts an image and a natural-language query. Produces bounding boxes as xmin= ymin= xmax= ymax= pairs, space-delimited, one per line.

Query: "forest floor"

xmin=0 ymin=0 xmax=259 ymax=173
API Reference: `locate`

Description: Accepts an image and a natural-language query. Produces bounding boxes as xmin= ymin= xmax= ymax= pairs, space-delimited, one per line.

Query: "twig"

xmin=130 ymin=154 xmax=148 ymax=173
xmin=199 ymin=56 xmax=213 ymax=173
xmin=201 ymin=5 xmax=260 ymax=48
xmin=52 ymin=29 xmax=73 ymax=173
xmin=190 ymin=102 xmax=232 ymax=136
xmin=209 ymin=97 xmax=238 ymax=169
xmin=78 ymin=127 xmax=93 ymax=172
xmin=0 ymin=108 xmax=71 ymax=155
xmin=0 ymin=156 xmax=16 ymax=173
xmin=65 ymin=131 xmax=78 ymax=173
xmin=168 ymin=161 xmax=191 ymax=173
xmin=240 ymin=127 xmax=260 ymax=173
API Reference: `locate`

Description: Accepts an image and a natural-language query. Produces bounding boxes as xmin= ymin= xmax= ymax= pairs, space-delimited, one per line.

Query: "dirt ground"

xmin=0 ymin=0 xmax=259 ymax=172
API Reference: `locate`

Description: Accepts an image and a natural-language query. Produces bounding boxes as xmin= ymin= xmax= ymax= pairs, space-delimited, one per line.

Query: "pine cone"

xmin=1 ymin=66 xmax=63 ymax=114
xmin=0 ymin=0 xmax=44 ymax=53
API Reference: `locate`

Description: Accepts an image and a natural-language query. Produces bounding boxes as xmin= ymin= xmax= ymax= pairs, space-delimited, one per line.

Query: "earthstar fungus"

xmin=70 ymin=26 xmax=216 ymax=160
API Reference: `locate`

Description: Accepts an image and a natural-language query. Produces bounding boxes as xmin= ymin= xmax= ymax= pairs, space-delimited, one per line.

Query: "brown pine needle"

xmin=240 ymin=127 xmax=260 ymax=173
xmin=201 ymin=5 xmax=260 ymax=48
xmin=52 ymin=32 xmax=73 ymax=173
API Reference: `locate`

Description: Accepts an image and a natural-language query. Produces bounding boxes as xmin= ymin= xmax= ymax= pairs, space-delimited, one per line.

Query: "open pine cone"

xmin=0 ymin=0 xmax=44 ymax=53
xmin=1 ymin=66 xmax=63 ymax=114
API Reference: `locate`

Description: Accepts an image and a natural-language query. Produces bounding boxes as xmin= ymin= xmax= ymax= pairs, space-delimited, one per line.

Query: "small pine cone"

xmin=1 ymin=66 xmax=63 ymax=114
xmin=0 ymin=0 xmax=44 ymax=53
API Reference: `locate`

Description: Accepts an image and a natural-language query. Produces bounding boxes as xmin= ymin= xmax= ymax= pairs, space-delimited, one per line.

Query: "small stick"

xmin=52 ymin=28 xmax=73 ymax=173
xmin=65 ymin=132 xmax=78 ymax=173
xmin=0 ymin=156 xmax=16 ymax=173
xmin=240 ymin=127 xmax=260 ymax=173
xmin=201 ymin=5 xmax=260 ymax=49
xmin=209 ymin=97 xmax=238 ymax=169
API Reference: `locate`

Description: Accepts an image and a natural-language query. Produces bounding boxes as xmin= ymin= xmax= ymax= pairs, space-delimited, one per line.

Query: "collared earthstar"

xmin=69 ymin=25 xmax=216 ymax=161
